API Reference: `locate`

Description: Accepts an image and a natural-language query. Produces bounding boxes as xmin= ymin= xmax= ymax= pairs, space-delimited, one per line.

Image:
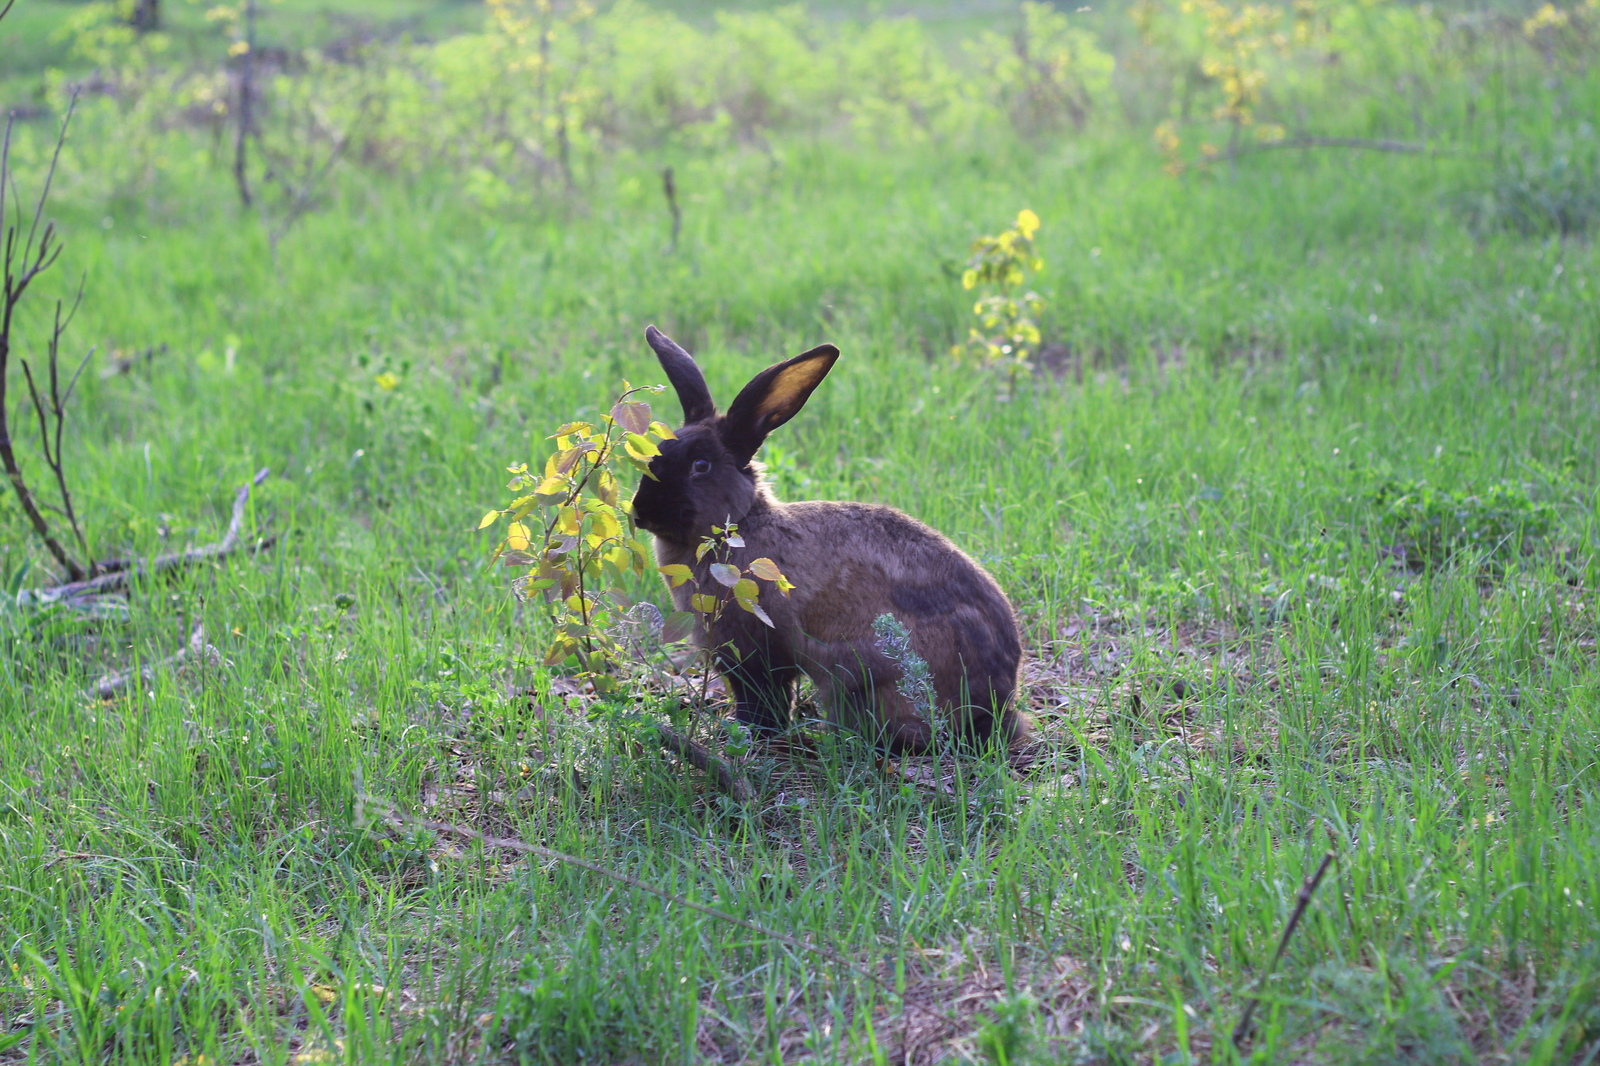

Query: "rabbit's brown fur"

xmin=633 ymin=326 xmax=1026 ymax=753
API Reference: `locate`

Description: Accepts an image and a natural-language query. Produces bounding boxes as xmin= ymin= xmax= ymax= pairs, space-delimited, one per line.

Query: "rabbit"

xmin=631 ymin=325 xmax=1027 ymax=755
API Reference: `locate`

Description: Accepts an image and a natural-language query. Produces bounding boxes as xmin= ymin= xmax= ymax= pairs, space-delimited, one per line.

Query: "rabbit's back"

xmin=730 ymin=498 xmax=1025 ymax=743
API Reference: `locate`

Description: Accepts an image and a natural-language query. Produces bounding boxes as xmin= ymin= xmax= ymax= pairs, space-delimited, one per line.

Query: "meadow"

xmin=1 ymin=0 xmax=1598 ymax=1062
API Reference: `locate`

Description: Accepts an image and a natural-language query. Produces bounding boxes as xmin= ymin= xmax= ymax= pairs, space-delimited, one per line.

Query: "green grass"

xmin=3 ymin=2 xmax=1600 ymax=1064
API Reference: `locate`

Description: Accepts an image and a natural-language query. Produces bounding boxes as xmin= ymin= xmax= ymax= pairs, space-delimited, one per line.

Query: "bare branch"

xmin=39 ymin=468 xmax=273 ymax=603
xmin=662 ymin=165 xmax=681 ymax=253
xmin=655 ymin=722 xmax=753 ymax=803
xmin=233 ymin=1 xmax=257 ymax=207
xmin=1232 ymin=850 xmax=1334 ymax=1049
xmin=90 ymin=623 xmax=219 ymax=699
xmin=1 ymin=95 xmax=88 ymax=581
xmin=22 ymin=93 xmax=78 ymax=287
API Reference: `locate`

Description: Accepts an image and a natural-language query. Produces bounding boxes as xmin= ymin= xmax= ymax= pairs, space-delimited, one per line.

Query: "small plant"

xmin=975 ymin=991 xmax=1039 ymax=1065
xmin=1365 ymin=476 xmax=1555 ymax=569
xmin=953 ymin=208 xmax=1046 ymax=391
xmin=483 ymin=382 xmax=671 ymax=692
xmin=872 ymin=612 xmax=943 ymax=745
xmin=483 ymin=383 xmax=795 ymax=705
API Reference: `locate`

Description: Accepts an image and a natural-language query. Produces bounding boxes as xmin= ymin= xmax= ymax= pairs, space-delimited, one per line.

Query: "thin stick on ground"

xmin=1232 ymin=850 xmax=1335 ymax=1049
xmin=655 ymin=722 xmax=753 ymax=803
xmin=361 ymin=795 xmax=948 ymax=1026
xmin=91 ymin=623 xmax=218 ymax=699
xmin=39 ymin=467 xmax=272 ymax=603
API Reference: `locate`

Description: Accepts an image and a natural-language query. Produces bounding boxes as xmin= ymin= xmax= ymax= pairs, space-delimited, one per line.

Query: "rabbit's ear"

xmin=645 ymin=325 xmax=716 ymax=424
xmin=721 ymin=343 xmax=840 ymax=463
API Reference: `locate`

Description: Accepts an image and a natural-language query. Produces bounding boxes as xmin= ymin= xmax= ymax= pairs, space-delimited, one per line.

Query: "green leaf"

xmin=732 ymin=578 xmax=759 ymax=602
xmin=660 ymin=611 xmax=697 ymax=643
xmin=625 ymin=433 xmax=660 ymax=461
xmin=710 ymin=563 xmax=741 ymax=587
xmin=659 ymin=563 xmax=693 ymax=587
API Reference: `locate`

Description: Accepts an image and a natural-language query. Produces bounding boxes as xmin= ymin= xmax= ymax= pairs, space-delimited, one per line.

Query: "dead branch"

xmin=37 ymin=467 xmax=272 ymax=604
xmin=233 ymin=0 xmax=257 ymax=208
xmin=1 ymin=94 xmax=89 ymax=582
xmin=255 ymin=94 xmax=373 ymax=262
xmin=1232 ymin=850 xmax=1334 ymax=1049
xmin=19 ymin=286 xmax=94 ymax=565
xmin=90 ymin=623 xmax=219 ymax=699
xmin=661 ymin=165 xmax=681 ymax=253
xmin=655 ymin=722 xmax=753 ymax=803
xmin=361 ymin=795 xmax=949 ymax=1027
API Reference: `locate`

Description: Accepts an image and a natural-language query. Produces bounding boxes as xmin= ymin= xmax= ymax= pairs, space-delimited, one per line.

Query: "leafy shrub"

xmin=953 ymin=208 xmax=1047 ymax=388
xmin=1456 ymin=136 xmax=1600 ymax=237
xmin=1365 ymin=476 xmax=1555 ymax=568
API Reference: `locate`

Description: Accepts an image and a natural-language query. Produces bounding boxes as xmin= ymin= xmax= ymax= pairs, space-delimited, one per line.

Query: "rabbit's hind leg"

xmin=718 ymin=658 xmax=799 ymax=736
xmin=814 ymin=667 xmax=930 ymax=755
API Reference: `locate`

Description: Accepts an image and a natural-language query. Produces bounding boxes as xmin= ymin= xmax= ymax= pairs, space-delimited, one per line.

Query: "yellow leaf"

xmin=477 ymin=509 xmax=500 ymax=530
xmin=307 ymin=983 xmax=338 ymax=1005
xmin=558 ymin=506 xmax=580 ymax=536
xmin=659 ymin=563 xmax=693 ymax=587
xmin=506 ymin=523 xmax=532 ymax=551
xmin=748 ymin=557 xmax=784 ymax=581
xmin=591 ymin=507 xmax=622 ymax=540
xmin=374 ymin=371 xmax=399 ymax=391
xmin=596 ymin=469 xmax=620 ymax=507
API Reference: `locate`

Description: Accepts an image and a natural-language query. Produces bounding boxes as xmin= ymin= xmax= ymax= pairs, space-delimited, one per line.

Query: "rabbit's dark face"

xmin=631 ymin=325 xmax=838 ymax=546
xmin=632 ymin=422 xmax=758 ymax=544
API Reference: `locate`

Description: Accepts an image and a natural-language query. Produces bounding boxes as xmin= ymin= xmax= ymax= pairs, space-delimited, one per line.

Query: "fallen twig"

xmin=37 ymin=467 xmax=272 ymax=603
xmin=360 ymin=795 xmax=947 ymax=1027
xmin=1232 ymin=850 xmax=1335 ymax=1049
xmin=90 ymin=622 xmax=218 ymax=699
xmin=654 ymin=722 xmax=754 ymax=803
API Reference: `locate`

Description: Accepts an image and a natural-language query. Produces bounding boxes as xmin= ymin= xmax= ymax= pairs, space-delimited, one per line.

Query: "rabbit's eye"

xmin=691 ymin=459 xmax=712 ymax=476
